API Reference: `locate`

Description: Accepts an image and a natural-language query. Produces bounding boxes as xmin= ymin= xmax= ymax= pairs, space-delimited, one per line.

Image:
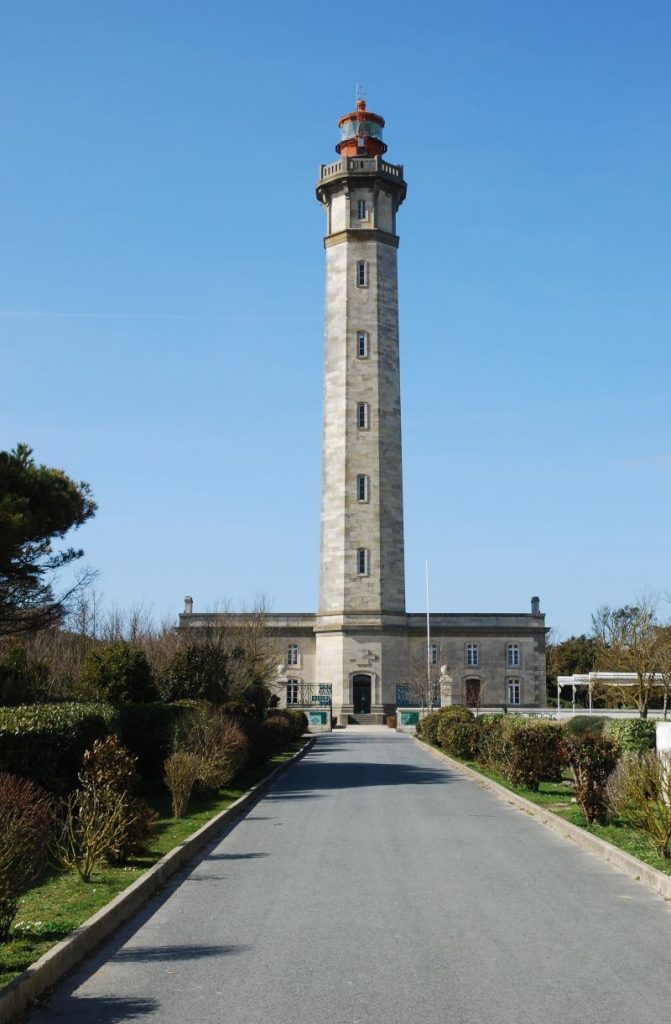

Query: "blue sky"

xmin=1 ymin=1 xmax=669 ymax=637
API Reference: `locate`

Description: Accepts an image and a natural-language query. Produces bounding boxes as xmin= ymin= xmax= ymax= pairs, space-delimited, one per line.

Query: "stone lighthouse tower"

xmin=314 ymin=98 xmax=408 ymax=723
xmin=179 ymin=100 xmax=548 ymax=719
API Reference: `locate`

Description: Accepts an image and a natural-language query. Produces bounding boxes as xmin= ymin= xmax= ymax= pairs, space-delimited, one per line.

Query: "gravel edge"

xmin=0 ymin=737 xmax=316 ymax=1024
xmin=415 ymin=736 xmax=671 ymax=901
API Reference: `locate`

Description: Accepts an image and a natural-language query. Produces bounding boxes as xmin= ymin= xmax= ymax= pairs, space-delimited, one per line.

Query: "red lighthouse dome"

xmin=336 ymin=99 xmax=387 ymax=157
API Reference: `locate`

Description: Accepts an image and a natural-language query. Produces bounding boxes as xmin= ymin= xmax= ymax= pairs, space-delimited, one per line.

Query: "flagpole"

xmin=425 ymin=560 xmax=431 ymax=709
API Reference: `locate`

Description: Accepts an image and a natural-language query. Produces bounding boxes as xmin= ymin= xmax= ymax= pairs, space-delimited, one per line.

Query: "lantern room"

xmin=336 ymin=99 xmax=387 ymax=157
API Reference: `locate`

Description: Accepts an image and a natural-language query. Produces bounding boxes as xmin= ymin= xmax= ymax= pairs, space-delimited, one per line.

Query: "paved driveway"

xmin=27 ymin=729 xmax=671 ymax=1023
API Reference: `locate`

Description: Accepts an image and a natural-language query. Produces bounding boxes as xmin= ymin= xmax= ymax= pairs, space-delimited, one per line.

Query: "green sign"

xmin=400 ymin=711 xmax=419 ymax=726
xmin=308 ymin=711 xmax=328 ymax=726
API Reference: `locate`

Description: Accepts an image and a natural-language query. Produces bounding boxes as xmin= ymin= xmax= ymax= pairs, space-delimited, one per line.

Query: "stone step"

xmin=347 ymin=713 xmax=386 ymax=725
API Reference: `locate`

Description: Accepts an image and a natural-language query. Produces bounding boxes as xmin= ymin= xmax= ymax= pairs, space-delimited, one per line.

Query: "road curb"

xmin=414 ymin=736 xmax=671 ymax=902
xmin=0 ymin=736 xmax=316 ymax=1024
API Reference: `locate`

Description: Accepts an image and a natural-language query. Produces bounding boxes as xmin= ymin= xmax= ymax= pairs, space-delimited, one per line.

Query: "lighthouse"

xmin=314 ymin=99 xmax=409 ymax=722
xmin=180 ymin=99 xmax=547 ymax=723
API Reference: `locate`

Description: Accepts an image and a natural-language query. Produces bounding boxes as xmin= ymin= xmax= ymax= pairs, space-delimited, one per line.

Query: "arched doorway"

xmin=352 ymin=674 xmax=372 ymax=714
xmin=464 ymin=678 xmax=481 ymax=708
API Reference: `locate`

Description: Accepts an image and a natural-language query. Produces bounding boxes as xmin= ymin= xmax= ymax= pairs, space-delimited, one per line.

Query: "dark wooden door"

xmin=465 ymin=678 xmax=481 ymax=707
xmin=352 ymin=674 xmax=372 ymax=713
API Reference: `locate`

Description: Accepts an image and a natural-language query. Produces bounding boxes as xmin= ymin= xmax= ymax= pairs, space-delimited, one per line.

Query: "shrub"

xmin=117 ymin=702 xmax=197 ymax=779
xmin=0 ymin=773 xmax=55 ymax=940
xmin=416 ymin=711 xmax=440 ymax=744
xmin=473 ymin=714 xmax=504 ymax=770
xmin=174 ymin=706 xmax=251 ymax=791
xmin=0 ymin=643 xmax=47 ymax=706
xmin=0 ymin=702 xmax=117 ymax=793
xmin=81 ymin=643 xmax=157 ymax=704
xmin=164 ymin=751 xmax=201 ymax=818
xmin=437 ymin=706 xmax=474 ymax=726
xmin=417 ymin=706 xmax=472 ymax=746
xmin=158 ymin=640 xmax=231 ymax=704
xmin=561 ymin=734 xmax=619 ymax=825
xmin=436 ymin=707 xmax=475 ymax=752
xmin=57 ymin=786 xmax=130 ymax=881
xmin=197 ymin=718 xmax=250 ymax=791
xmin=78 ymin=735 xmax=157 ymax=861
xmin=266 ymin=709 xmax=306 ymax=742
xmin=562 ymin=716 xmax=609 ymax=739
xmin=608 ymin=751 xmax=671 ymax=857
xmin=260 ymin=715 xmax=294 ymax=755
xmin=233 ymin=715 xmax=272 ymax=768
xmin=498 ymin=718 xmax=564 ymax=791
xmin=282 ymin=709 xmax=309 ymax=739
xmin=386 ymin=715 xmax=397 ymax=729
xmin=439 ymin=719 xmax=479 ymax=759
xmin=607 ymin=719 xmax=657 ymax=753
xmin=79 ymin=733 xmax=139 ymax=793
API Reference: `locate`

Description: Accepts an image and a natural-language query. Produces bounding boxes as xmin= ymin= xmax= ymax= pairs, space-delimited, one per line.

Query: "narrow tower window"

xmin=286 ymin=679 xmax=300 ymax=706
xmin=287 ymin=643 xmax=299 ymax=667
xmin=356 ymin=331 xmax=369 ymax=358
xmin=357 ymin=199 xmax=367 ymax=220
xmin=356 ymin=261 xmax=368 ymax=287
xmin=466 ymin=643 xmax=479 ymax=667
xmin=357 ymin=474 xmax=369 ymax=502
xmin=357 ymin=402 xmax=369 ymax=429
xmin=429 ymin=642 xmax=439 ymax=666
xmin=356 ymin=548 xmax=369 ymax=576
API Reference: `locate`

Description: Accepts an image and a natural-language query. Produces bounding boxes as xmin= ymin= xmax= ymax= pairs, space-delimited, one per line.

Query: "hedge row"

xmin=417 ymin=707 xmax=658 ymax=795
xmin=0 ymin=703 xmax=118 ymax=793
xmin=0 ymin=702 xmax=309 ymax=794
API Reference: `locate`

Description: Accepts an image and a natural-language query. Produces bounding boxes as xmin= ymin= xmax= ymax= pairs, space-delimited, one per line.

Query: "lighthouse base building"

xmin=180 ymin=606 xmax=547 ymax=723
xmin=180 ymin=99 xmax=547 ymax=722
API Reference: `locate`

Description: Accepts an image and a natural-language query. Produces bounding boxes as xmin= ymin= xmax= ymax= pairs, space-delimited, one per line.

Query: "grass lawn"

xmin=0 ymin=742 xmax=305 ymax=989
xmin=421 ymin=742 xmax=671 ymax=878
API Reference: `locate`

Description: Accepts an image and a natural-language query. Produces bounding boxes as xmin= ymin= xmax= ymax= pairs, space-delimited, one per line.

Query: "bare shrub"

xmin=164 ymin=751 xmax=201 ymax=818
xmin=57 ymin=786 xmax=131 ymax=881
xmin=55 ymin=734 xmax=157 ymax=880
xmin=175 ymin=707 xmax=250 ymax=791
xmin=0 ymin=773 xmax=55 ymax=940
xmin=608 ymin=751 xmax=671 ymax=857
xmin=79 ymin=735 xmax=157 ymax=860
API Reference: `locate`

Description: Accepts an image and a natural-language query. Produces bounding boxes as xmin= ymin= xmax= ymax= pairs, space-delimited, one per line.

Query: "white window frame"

xmin=357 ymin=402 xmax=369 ymax=429
xmin=287 ymin=643 xmax=300 ymax=667
xmin=357 ymin=474 xmax=369 ymax=502
xmin=286 ymin=679 xmax=300 ymax=706
xmin=466 ymin=643 xmax=479 ymax=667
xmin=356 ymin=330 xmax=369 ymax=358
xmin=356 ymin=547 xmax=369 ymax=576
xmin=508 ymin=678 xmax=521 ymax=705
xmin=357 ymin=198 xmax=367 ymax=220
xmin=507 ymin=643 xmax=520 ymax=668
xmin=356 ymin=260 xmax=368 ymax=287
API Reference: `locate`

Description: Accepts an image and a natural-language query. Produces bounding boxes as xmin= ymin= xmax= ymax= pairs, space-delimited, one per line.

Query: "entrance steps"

xmin=347 ymin=713 xmax=386 ymax=726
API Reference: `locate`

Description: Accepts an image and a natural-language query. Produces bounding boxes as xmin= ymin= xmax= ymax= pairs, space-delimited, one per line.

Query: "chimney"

xmin=531 ymin=596 xmax=540 ymax=615
xmin=184 ymin=596 xmax=193 ymax=615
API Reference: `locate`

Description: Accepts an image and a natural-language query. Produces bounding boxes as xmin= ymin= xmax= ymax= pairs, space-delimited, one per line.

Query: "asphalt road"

xmin=27 ymin=729 xmax=671 ymax=1024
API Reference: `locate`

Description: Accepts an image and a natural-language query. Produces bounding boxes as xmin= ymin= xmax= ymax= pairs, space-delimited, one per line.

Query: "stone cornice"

xmin=323 ymin=228 xmax=399 ymax=249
